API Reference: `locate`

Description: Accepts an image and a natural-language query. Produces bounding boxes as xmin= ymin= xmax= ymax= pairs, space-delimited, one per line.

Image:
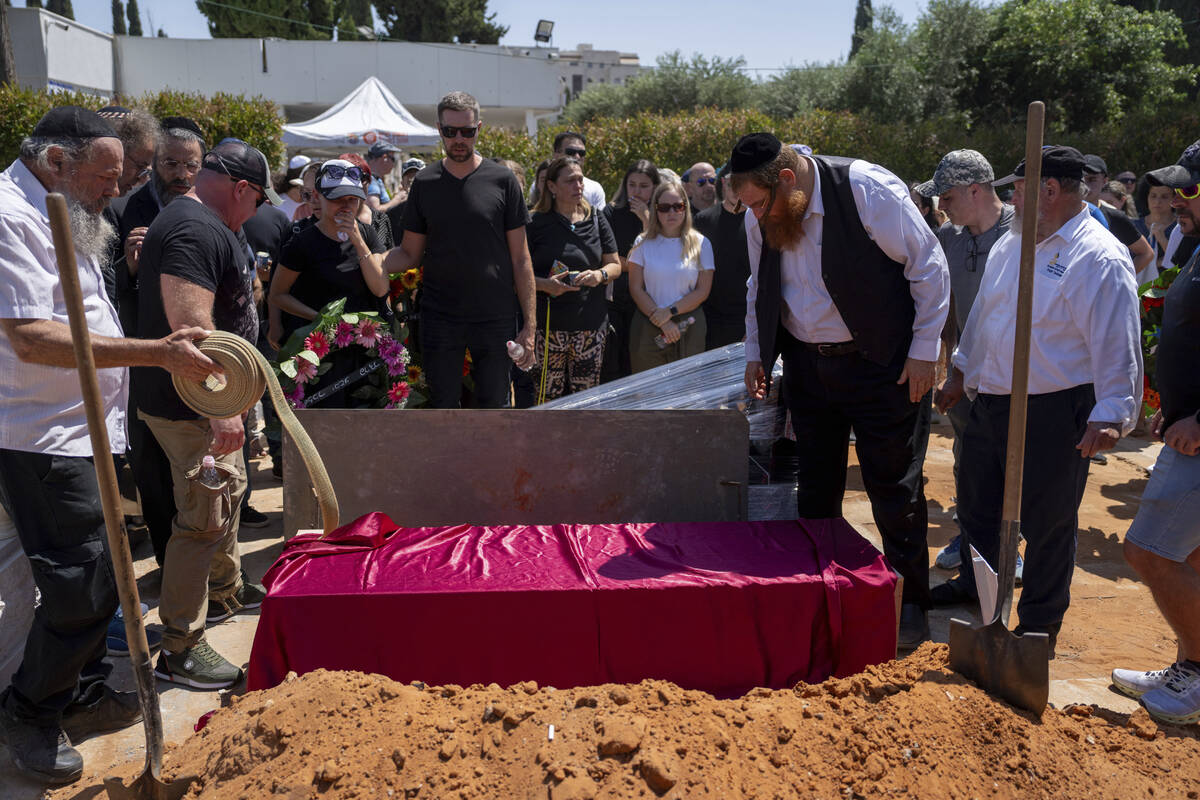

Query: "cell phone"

xmin=565 ymin=271 xmax=583 ymax=285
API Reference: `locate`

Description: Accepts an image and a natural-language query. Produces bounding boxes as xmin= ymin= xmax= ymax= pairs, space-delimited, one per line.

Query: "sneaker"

xmin=1112 ymin=662 xmax=1186 ymax=700
xmin=61 ymin=687 xmax=141 ymax=743
xmin=1091 ymin=453 xmax=1108 ymax=465
xmin=206 ymin=571 xmax=267 ymax=624
xmin=240 ymin=506 xmax=270 ymax=528
xmin=106 ymin=603 xmax=163 ymax=656
xmin=0 ymin=701 xmax=83 ymax=785
xmin=154 ymin=640 xmax=243 ymax=689
xmin=271 ymin=459 xmax=282 ymax=480
xmin=1141 ymin=662 xmax=1200 ymax=724
xmin=935 ymin=535 xmax=962 ymax=570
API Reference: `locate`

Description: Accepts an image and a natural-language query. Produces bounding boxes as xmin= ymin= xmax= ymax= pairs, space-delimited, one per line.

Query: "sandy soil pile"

xmin=92 ymin=644 xmax=1198 ymax=800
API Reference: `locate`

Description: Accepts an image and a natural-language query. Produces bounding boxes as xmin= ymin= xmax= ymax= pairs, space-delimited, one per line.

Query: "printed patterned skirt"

xmin=532 ymin=320 xmax=608 ymax=403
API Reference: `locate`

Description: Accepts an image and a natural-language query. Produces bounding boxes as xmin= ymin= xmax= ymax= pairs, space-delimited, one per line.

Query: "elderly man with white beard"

xmin=0 ymin=106 xmax=216 ymax=786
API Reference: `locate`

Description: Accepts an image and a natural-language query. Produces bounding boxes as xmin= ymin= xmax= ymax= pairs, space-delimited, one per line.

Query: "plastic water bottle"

xmin=654 ymin=316 xmax=695 ymax=349
xmin=199 ymin=455 xmax=219 ymax=487
xmin=507 ymin=340 xmax=531 ymax=371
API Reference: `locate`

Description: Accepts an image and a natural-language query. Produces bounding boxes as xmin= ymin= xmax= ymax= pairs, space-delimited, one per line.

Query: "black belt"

xmin=802 ymin=340 xmax=858 ymax=357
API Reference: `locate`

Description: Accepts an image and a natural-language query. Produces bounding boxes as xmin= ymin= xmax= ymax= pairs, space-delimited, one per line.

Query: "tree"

xmin=1116 ymin=0 xmax=1200 ymax=94
xmin=126 ymin=0 xmax=142 ymax=35
xmin=195 ymin=0 xmax=334 ymax=39
xmin=850 ymin=0 xmax=873 ymax=58
xmin=45 ymin=0 xmax=71 ymax=17
xmin=373 ymin=0 xmax=507 ymax=44
xmin=26 ymin=1 xmax=42 ymax=8
xmin=112 ymin=0 xmax=126 ymax=35
xmin=156 ymin=27 xmax=166 ymax=37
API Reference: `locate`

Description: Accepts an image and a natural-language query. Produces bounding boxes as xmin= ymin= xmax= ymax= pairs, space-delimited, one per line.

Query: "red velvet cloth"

xmin=247 ymin=513 xmax=897 ymax=696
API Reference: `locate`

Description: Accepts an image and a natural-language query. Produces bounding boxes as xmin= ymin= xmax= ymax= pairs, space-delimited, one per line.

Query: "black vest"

xmin=756 ymin=156 xmax=916 ymax=370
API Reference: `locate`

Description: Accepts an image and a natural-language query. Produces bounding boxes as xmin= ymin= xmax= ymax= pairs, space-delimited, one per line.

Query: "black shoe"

xmin=0 ymin=703 xmax=83 ymax=785
xmin=271 ymin=460 xmax=282 ymax=480
xmin=931 ymin=578 xmax=975 ymax=607
xmin=61 ymin=687 xmax=142 ymax=744
xmin=897 ymin=603 xmax=930 ymax=650
xmin=240 ymin=506 xmax=270 ymax=528
xmin=1014 ymin=623 xmax=1060 ymax=660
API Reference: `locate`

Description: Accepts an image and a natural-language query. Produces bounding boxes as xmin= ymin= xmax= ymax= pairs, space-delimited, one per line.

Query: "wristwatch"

xmin=669 ymin=304 xmax=678 ymax=316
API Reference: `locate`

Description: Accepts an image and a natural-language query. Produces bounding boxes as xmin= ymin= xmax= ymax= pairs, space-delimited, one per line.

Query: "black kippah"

xmin=160 ymin=115 xmax=206 ymax=143
xmin=32 ymin=106 xmax=117 ymax=141
xmin=729 ymin=132 xmax=782 ymax=173
xmin=96 ymin=105 xmax=132 ymax=120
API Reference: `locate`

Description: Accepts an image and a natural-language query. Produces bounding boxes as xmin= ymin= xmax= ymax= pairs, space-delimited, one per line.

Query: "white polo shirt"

xmin=0 ymin=159 xmax=128 ymax=457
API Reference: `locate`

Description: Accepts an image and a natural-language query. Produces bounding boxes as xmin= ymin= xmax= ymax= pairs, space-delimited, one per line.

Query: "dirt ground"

xmin=3 ymin=417 xmax=1190 ymax=799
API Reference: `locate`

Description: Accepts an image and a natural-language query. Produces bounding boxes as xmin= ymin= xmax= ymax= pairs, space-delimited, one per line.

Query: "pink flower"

xmin=293 ymin=356 xmax=318 ymax=384
xmin=333 ymin=321 xmax=355 ymax=348
xmin=386 ymin=380 xmax=410 ymax=408
xmin=303 ymin=330 xmax=330 ymax=359
xmin=356 ymin=319 xmax=381 ymax=348
xmin=284 ymin=382 xmax=305 ymax=408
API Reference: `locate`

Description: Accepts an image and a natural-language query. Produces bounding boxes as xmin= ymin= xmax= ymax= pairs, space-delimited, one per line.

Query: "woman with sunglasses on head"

xmin=626 ymin=180 xmax=714 ymax=372
xmin=601 ymin=159 xmax=660 ymax=379
xmin=269 ymin=160 xmax=389 ymax=406
xmin=338 ymin=152 xmax=395 ymax=249
xmin=527 ymin=156 xmax=620 ymax=401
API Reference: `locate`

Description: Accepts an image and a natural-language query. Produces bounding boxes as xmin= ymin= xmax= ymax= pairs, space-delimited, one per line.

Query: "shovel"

xmin=44 ymin=194 xmax=198 ymax=800
xmin=947 ymin=101 xmax=1051 ymax=717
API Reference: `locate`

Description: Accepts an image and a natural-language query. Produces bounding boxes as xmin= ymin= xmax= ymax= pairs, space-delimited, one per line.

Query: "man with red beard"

xmin=730 ymin=133 xmax=950 ymax=649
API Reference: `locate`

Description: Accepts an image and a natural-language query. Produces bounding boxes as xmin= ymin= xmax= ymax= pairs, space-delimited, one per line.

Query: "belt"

xmin=802 ymin=340 xmax=858 ymax=357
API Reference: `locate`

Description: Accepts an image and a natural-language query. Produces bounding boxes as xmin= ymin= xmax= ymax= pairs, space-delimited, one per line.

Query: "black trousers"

xmin=0 ymin=449 xmax=117 ymax=724
xmin=780 ymin=333 xmax=932 ymax=608
xmin=600 ymin=301 xmax=635 ymax=383
xmin=126 ymin=399 xmax=176 ymax=566
xmin=956 ymin=385 xmax=1093 ymax=629
xmin=421 ymin=313 xmax=515 ymax=409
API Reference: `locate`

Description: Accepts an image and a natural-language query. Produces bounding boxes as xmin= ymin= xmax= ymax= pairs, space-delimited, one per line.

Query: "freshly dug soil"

xmin=91 ymin=644 xmax=1198 ymax=800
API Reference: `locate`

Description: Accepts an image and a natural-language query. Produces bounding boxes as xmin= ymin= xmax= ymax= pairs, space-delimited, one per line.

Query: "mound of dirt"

xmin=89 ymin=644 xmax=1199 ymax=800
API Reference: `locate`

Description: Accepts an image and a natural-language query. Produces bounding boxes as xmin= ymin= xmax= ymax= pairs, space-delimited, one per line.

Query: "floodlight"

xmin=534 ymin=20 xmax=554 ymax=43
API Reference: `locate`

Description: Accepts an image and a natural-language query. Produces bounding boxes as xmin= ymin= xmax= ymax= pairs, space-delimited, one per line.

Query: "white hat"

xmin=288 ymin=154 xmax=313 ymax=170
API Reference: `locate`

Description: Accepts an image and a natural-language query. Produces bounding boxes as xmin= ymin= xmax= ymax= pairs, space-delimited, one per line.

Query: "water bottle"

xmin=654 ymin=316 xmax=695 ymax=349
xmin=507 ymin=340 xmax=531 ymax=371
xmin=199 ymin=455 xmax=220 ymax=487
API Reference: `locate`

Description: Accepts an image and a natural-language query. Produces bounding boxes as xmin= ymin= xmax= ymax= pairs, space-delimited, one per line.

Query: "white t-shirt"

xmin=628 ymin=233 xmax=715 ymax=309
xmin=583 ymin=176 xmax=606 ymax=210
xmin=275 ymin=195 xmax=302 ymax=222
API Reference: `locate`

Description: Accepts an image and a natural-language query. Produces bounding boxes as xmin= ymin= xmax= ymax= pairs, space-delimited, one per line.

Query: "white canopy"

xmin=282 ymin=76 xmax=440 ymax=152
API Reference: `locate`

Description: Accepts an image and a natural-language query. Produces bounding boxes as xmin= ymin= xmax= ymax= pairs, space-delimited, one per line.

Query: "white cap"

xmin=288 ymin=154 xmax=312 ymax=170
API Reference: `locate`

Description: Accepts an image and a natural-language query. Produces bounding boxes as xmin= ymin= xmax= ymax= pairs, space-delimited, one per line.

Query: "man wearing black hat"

xmin=939 ymin=146 xmax=1141 ymax=655
xmin=0 ymin=106 xmax=216 ymax=784
xmin=729 ymin=132 xmax=950 ymax=649
xmin=1110 ymin=139 xmax=1200 ymax=723
xmin=134 ymin=138 xmax=280 ymax=692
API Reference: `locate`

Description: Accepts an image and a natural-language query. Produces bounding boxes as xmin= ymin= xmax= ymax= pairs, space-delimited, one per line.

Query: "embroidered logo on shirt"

xmin=1042 ymin=252 xmax=1066 ymax=279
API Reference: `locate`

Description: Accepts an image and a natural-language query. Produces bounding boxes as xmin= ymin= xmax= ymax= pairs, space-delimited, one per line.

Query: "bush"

xmin=0 ymin=85 xmax=285 ymax=167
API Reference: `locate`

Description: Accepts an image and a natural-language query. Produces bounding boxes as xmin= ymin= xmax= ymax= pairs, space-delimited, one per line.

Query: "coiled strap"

xmin=172 ymin=331 xmax=340 ymax=535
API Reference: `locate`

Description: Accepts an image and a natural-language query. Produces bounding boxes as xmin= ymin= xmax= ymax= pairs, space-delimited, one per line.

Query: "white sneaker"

xmin=1111 ymin=662 xmax=1184 ymax=699
xmin=1140 ymin=662 xmax=1200 ymax=724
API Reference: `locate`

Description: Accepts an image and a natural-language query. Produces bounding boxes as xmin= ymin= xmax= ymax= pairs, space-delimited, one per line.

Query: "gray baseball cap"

xmin=1145 ymin=139 xmax=1200 ymax=189
xmin=916 ymin=149 xmax=995 ymax=197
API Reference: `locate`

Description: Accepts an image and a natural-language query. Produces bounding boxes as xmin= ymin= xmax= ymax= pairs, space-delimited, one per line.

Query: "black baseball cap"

xmin=1082 ymin=154 xmax=1107 ymax=176
xmin=202 ymin=138 xmax=283 ymax=205
xmin=729 ymin=133 xmax=782 ymax=173
xmin=1145 ymin=140 xmax=1200 ymax=189
xmin=366 ymin=142 xmax=402 ymax=160
xmin=32 ymin=106 xmax=118 ymax=141
xmin=992 ymin=145 xmax=1086 ymax=186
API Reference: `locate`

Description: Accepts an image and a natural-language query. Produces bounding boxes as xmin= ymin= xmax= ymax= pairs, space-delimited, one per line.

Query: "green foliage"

xmin=195 ymin=0 xmax=333 ymax=39
xmin=851 ymin=0 xmax=873 ymax=58
xmin=126 ymin=0 xmax=142 ymax=36
xmin=0 ymin=85 xmax=286 ymax=168
xmin=45 ymin=0 xmax=71 ymax=18
xmin=373 ymin=0 xmax=507 ymax=44
xmin=111 ymin=0 xmax=126 ymax=35
xmin=26 ymin=1 xmax=42 ymax=9
xmin=1116 ymin=0 xmax=1200 ymax=94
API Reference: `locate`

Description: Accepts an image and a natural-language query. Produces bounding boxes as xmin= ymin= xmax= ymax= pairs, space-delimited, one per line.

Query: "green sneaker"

xmin=206 ymin=571 xmax=268 ymax=624
xmin=154 ymin=640 xmax=243 ymax=689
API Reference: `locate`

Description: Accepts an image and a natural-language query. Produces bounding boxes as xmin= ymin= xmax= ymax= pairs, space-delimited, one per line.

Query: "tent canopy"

xmin=282 ymin=76 xmax=440 ymax=153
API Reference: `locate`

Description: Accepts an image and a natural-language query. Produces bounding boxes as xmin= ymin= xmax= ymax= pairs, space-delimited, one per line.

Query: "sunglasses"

xmin=694 ymin=177 xmax=717 ymax=186
xmin=321 ymin=164 xmax=365 ymax=183
xmin=656 ymin=202 xmax=686 ymax=213
xmin=440 ymin=125 xmax=479 ymax=139
xmin=1175 ymin=184 xmax=1200 ymax=200
xmin=564 ymin=147 xmax=586 ymax=158
xmin=209 ymin=152 xmax=266 ymax=207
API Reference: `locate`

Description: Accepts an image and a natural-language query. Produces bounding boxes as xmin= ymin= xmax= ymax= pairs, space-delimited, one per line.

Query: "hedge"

xmin=476 ymin=104 xmax=1200 ymax=200
xmin=0 ymin=84 xmax=286 ymax=168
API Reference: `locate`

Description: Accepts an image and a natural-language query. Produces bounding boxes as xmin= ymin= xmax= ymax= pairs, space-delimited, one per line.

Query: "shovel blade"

xmin=103 ymin=770 xmax=198 ymax=800
xmin=949 ymin=617 xmax=1049 ymax=716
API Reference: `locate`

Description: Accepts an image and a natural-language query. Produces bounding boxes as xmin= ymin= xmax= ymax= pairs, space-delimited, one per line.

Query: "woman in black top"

xmin=528 ymin=156 xmax=620 ymax=401
xmin=269 ymin=159 xmax=389 ymax=407
xmin=601 ymin=159 xmax=660 ymax=379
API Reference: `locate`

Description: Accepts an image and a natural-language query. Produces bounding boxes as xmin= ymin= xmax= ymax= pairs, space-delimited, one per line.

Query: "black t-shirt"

xmin=134 ymin=198 xmax=258 ymax=420
xmin=386 ymin=200 xmax=406 ymax=245
xmin=278 ymin=221 xmax=385 ymax=336
xmin=243 ymin=203 xmax=291 ymax=266
xmin=602 ymin=204 xmax=645 ymax=312
xmin=1100 ymin=205 xmax=1140 ymax=248
xmin=1157 ymin=250 xmax=1200 ymax=428
xmin=693 ymin=204 xmax=750 ymax=325
xmin=404 ymin=158 xmax=526 ymax=323
xmin=528 ymin=209 xmax=617 ymax=332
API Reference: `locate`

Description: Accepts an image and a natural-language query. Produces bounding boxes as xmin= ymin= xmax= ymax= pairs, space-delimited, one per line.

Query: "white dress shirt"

xmin=952 ymin=207 xmax=1142 ymax=433
xmin=743 ymin=157 xmax=949 ymax=363
xmin=0 ymin=160 xmax=128 ymax=457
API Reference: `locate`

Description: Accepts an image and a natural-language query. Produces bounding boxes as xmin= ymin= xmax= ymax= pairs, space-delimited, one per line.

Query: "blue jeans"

xmin=420 ymin=313 xmax=516 ymax=409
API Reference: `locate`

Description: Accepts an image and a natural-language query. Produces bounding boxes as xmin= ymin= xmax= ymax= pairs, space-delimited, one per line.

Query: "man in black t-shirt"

xmin=135 ymin=139 xmax=281 ymax=691
xmin=1083 ymin=154 xmax=1155 ymax=279
xmin=692 ymin=166 xmax=750 ymax=349
xmin=385 ymin=91 xmax=536 ymax=407
xmin=1112 ymin=141 xmax=1200 ymax=723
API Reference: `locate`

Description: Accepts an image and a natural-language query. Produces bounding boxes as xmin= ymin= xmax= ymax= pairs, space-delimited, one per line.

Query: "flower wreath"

xmin=1138 ymin=266 xmax=1178 ymax=416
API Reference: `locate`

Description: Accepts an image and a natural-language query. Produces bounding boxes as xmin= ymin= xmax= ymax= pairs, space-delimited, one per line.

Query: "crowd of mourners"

xmin=0 ymin=90 xmax=1198 ymax=786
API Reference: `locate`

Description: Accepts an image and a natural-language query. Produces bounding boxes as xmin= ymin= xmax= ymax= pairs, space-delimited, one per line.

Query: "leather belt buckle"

xmin=817 ymin=343 xmax=839 ymax=356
